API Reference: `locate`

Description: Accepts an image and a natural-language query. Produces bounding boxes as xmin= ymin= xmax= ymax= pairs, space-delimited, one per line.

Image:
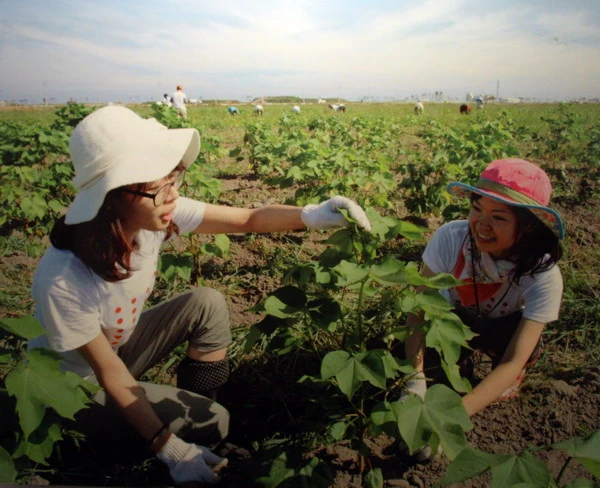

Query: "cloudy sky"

xmin=1 ymin=0 xmax=599 ymax=104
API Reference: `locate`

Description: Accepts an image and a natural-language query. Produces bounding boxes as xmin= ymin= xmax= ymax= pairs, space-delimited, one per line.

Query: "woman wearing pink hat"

xmin=28 ymin=105 xmax=371 ymax=484
xmin=403 ymin=158 xmax=564 ymax=425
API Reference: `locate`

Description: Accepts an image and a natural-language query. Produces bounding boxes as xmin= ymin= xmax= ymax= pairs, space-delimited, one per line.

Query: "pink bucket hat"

xmin=65 ymin=105 xmax=200 ymax=225
xmin=447 ymin=158 xmax=564 ymax=239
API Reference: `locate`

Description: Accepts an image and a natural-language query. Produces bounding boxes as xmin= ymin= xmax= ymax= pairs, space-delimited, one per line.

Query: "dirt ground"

xmin=3 ymin=173 xmax=599 ymax=487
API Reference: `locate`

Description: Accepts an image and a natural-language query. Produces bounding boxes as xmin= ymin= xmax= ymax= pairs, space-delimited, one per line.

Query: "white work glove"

xmin=400 ymin=371 xmax=427 ymax=400
xmin=156 ymin=434 xmax=228 ymax=484
xmin=398 ymin=372 xmax=441 ymax=461
xmin=301 ymin=196 xmax=372 ymax=231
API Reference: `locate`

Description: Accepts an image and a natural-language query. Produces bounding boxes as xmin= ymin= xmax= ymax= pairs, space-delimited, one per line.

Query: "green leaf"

xmin=321 ymin=350 xmax=389 ymax=398
xmin=159 ymin=252 xmax=193 ymax=280
xmin=389 ymin=220 xmax=426 ymax=241
xmin=553 ymin=429 xmax=600 ymax=462
xmin=262 ymin=286 xmax=307 ymax=318
xmin=0 ymin=316 xmax=47 ymax=340
xmin=329 ymin=421 xmax=348 ymax=441
xmin=332 ymin=260 xmax=369 ymax=286
xmin=13 ymin=413 xmax=63 ymax=465
xmin=563 ymin=479 xmax=596 ymax=488
xmin=395 ymin=384 xmax=472 ymax=460
xmin=436 ymin=446 xmax=510 ymax=486
xmin=20 ymin=194 xmax=47 ymax=220
xmin=370 ymin=256 xmax=409 ymax=285
xmin=364 ymin=468 xmax=384 ymax=488
xmin=0 ymin=445 xmax=16 ymax=483
xmin=255 ymin=448 xmax=332 ymax=488
xmin=440 ymin=359 xmax=473 ymax=393
xmin=425 ymin=313 xmax=477 ymax=366
xmin=490 ymin=451 xmax=551 ymax=488
xmin=5 ymin=348 xmax=99 ymax=437
xmin=308 ymin=297 xmax=342 ymax=330
xmin=553 ymin=429 xmax=600 ymax=477
xmin=202 ymin=233 xmax=230 ymax=257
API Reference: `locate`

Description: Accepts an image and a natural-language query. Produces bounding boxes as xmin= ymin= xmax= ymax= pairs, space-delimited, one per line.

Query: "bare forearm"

xmin=462 ymin=361 xmax=524 ymax=416
xmin=79 ymin=335 xmax=169 ymax=452
xmin=99 ymin=368 xmax=164 ymax=443
xmin=246 ymin=205 xmax=305 ymax=232
xmin=197 ymin=203 xmax=305 ymax=234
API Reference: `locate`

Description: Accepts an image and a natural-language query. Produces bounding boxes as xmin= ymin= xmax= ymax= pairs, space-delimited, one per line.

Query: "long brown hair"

xmin=51 ymin=186 xmax=177 ymax=282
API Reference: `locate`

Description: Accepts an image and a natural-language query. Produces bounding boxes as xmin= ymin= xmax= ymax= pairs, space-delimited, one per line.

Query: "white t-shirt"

xmin=423 ymin=220 xmax=563 ymax=323
xmin=171 ymin=91 xmax=187 ymax=110
xmin=29 ymin=197 xmax=206 ymax=378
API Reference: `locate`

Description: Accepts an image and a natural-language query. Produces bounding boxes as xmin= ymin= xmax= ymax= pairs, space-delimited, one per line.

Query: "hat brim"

xmin=447 ymin=182 xmax=565 ymax=239
xmin=65 ymin=127 xmax=200 ymax=225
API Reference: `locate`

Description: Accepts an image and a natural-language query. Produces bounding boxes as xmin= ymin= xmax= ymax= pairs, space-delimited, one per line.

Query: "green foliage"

xmin=50 ymin=101 xmax=95 ymax=132
xmin=372 ymin=384 xmax=472 ymax=459
xmin=253 ymin=446 xmax=333 ymax=487
xmin=437 ymin=429 xmax=600 ymax=487
xmin=244 ymin=209 xmax=479 ymax=485
xmin=0 ymin=316 xmax=99 ymax=482
xmin=533 ymin=103 xmax=582 ymax=163
xmin=0 ymin=119 xmax=72 ymax=241
xmin=405 ymin=112 xmax=523 ymax=216
xmin=235 ymin=115 xmax=398 ymax=207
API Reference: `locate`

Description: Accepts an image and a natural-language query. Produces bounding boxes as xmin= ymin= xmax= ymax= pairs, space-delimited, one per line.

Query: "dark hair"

xmin=470 ymin=194 xmax=562 ymax=282
xmin=51 ymin=185 xmax=178 ymax=282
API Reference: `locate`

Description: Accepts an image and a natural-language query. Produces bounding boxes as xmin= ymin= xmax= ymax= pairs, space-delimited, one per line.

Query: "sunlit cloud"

xmin=1 ymin=0 xmax=598 ymax=103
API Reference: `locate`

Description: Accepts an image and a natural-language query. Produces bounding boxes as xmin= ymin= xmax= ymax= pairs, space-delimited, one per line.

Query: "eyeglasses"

xmin=119 ymin=171 xmax=185 ymax=207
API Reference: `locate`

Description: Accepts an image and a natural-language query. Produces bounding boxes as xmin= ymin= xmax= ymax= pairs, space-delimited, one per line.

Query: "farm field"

xmin=1 ymin=101 xmax=599 ymax=487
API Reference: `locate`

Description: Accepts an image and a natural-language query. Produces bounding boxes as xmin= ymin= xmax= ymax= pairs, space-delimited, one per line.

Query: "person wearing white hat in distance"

xmin=28 ymin=105 xmax=372 ymax=484
xmin=171 ymin=84 xmax=188 ymax=118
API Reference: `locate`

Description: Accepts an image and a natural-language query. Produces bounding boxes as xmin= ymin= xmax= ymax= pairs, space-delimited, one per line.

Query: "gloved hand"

xmin=156 ymin=434 xmax=228 ymax=484
xmin=301 ymin=196 xmax=372 ymax=231
xmin=398 ymin=372 xmax=440 ymax=461
xmin=400 ymin=371 xmax=427 ymax=401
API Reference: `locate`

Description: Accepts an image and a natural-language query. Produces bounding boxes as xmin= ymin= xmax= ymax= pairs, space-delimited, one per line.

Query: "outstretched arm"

xmin=193 ymin=196 xmax=371 ymax=234
xmin=461 ymin=318 xmax=544 ymax=416
xmin=194 ymin=203 xmax=304 ymax=234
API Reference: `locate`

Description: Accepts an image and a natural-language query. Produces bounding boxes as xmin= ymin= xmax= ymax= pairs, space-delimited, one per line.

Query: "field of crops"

xmin=1 ymin=101 xmax=599 ymax=487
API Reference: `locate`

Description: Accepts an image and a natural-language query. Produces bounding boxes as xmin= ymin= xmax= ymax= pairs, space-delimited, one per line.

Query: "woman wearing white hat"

xmin=28 ymin=105 xmax=371 ymax=484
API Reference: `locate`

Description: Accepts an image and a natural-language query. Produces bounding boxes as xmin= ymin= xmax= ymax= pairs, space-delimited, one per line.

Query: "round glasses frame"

xmin=119 ymin=171 xmax=185 ymax=207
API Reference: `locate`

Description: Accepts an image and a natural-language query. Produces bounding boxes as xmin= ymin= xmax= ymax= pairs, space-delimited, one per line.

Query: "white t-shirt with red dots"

xmin=29 ymin=197 xmax=206 ymax=379
xmin=423 ymin=220 xmax=563 ymax=324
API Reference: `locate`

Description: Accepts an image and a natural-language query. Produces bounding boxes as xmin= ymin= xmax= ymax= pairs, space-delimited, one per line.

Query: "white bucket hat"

xmin=65 ymin=105 xmax=200 ymax=224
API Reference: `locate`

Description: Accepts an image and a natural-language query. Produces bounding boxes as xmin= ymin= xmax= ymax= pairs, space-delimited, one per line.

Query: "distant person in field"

xmin=402 ymin=158 xmax=563 ymax=427
xmin=171 ymin=84 xmax=188 ymax=118
xmin=28 ymin=106 xmax=371 ymax=485
xmin=162 ymin=93 xmax=172 ymax=107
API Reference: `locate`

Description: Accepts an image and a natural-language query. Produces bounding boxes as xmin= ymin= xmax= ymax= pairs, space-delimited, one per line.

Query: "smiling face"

xmin=468 ymin=195 xmax=519 ymax=259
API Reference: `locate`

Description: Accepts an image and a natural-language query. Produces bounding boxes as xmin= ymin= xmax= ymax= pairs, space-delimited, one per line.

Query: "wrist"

xmin=156 ymin=434 xmax=190 ymax=465
xmin=405 ymin=372 xmax=427 ymax=399
xmin=300 ymin=204 xmax=318 ymax=229
xmin=151 ymin=428 xmax=172 ymax=455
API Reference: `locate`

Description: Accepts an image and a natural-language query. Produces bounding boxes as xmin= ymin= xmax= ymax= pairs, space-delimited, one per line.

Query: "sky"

xmin=1 ymin=0 xmax=600 ymax=104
